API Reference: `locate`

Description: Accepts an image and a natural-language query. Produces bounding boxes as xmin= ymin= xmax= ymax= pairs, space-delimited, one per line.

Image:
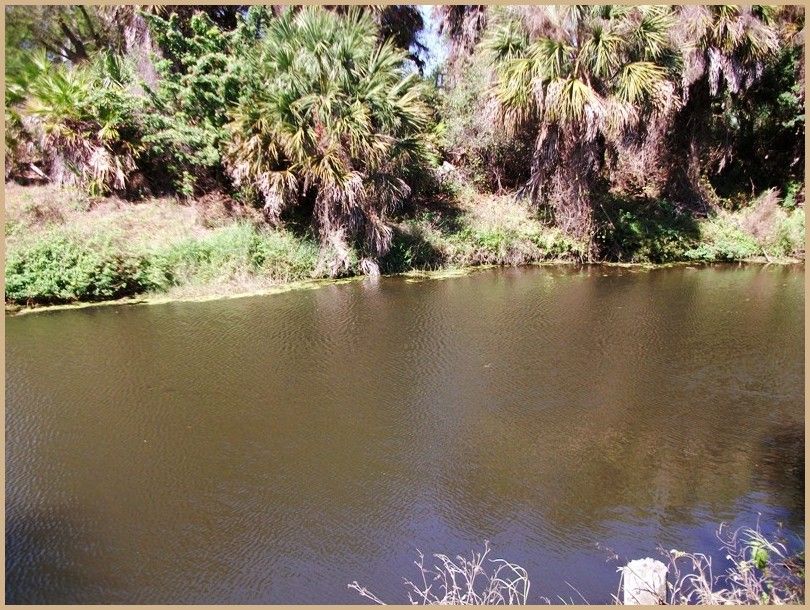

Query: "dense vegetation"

xmin=5 ymin=5 xmax=805 ymax=305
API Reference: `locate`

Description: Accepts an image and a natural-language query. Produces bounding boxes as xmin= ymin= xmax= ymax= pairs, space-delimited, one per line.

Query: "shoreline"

xmin=6 ymin=257 xmax=803 ymax=317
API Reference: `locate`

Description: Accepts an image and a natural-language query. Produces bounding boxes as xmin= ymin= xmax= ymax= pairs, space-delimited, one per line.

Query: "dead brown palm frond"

xmin=676 ymin=4 xmax=781 ymax=99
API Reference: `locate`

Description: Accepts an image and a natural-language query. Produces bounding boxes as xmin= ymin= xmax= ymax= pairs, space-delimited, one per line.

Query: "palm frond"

xmin=223 ymin=6 xmax=435 ymax=265
xmin=615 ymin=61 xmax=667 ymax=105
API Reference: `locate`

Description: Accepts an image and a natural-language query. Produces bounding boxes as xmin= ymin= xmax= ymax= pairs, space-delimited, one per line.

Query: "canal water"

xmin=6 ymin=264 xmax=804 ymax=603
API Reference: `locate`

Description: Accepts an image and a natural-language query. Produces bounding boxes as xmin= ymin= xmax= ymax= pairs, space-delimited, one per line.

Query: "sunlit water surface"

xmin=6 ymin=264 xmax=804 ymax=603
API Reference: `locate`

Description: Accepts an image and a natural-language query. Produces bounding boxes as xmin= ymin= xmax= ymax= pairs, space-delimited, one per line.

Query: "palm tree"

xmin=7 ymin=50 xmax=142 ymax=194
xmin=225 ymin=7 xmax=434 ymax=276
xmin=328 ymin=5 xmax=429 ymax=71
xmin=4 ymin=5 xmax=113 ymax=63
xmin=666 ymin=5 xmax=784 ymax=208
xmin=487 ymin=6 xmax=679 ymax=251
xmin=436 ymin=5 xmax=489 ymax=61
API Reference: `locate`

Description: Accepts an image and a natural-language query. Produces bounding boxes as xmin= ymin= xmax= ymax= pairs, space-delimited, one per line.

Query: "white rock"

xmin=621 ymin=557 xmax=668 ymax=605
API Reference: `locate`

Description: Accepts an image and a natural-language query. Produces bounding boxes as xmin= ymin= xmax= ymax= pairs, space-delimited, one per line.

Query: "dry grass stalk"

xmin=663 ymin=523 xmax=804 ymax=605
xmin=348 ymin=541 xmax=531 ymax=605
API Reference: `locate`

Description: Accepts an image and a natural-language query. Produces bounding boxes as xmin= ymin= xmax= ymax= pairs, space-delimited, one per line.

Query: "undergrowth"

xmin=4 ymin=185 xmax=804 ymax=306
xmin=5 ymin=223 xmax=324 ymax=304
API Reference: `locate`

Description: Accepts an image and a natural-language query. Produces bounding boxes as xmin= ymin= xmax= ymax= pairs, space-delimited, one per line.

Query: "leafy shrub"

xmin=140 ymin=9 xmax=251 ymax=195
xmin=782 ymin=181 xmax=803 ymax=210
xmin=768 ymin=208 xmax=805 ymax=258
xmin=596 ymin=199 xmax=699 ymax=263
xmin=5 ymin=231 xmax=155 ymax=303
xmin=685 ymin=215 xmax=762 ymax=261
xmin=528 ymin=228 xmax=585 ymax=259
xmin=446 ymin=224 xmax=580 ymax=266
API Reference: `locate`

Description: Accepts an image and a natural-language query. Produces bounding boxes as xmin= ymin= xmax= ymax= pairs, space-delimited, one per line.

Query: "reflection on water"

xmin=6 ymin=264 xmax=804 ymax=603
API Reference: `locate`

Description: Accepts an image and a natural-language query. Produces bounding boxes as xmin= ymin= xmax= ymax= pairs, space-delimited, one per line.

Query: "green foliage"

xmin=4 ymin=221 xmax=324 ymax=305
xmin=3 ymin=3 xmax=806 ymax=291
xmin=437 ymin=49 xmax=534 ymax=192
xmin=599 ymin=194 xmax=805 ymax=263
xmin=782 ymin=181 xmax=803 ymax=210
xmin=139 ymin=10 xmax=250 ymax=194
xmin=482 ymin=6 xmax=682 ymax=244
xmin=442 ymin=5 xmax=803 ymax=254
xmin=381 ymin=217 xmax=447 ymax=273
xmin=750 ymin=541 xmax=770 ymax=571
xmin=685 ymin=216 xmax=761 ymax=262
xmin=381 ymin=197 xmax=584 ymax=273
xmin=4 ymin=5 xmax=114 ymax=63
xmin=597 ymin=199 xmax=700 ymax=263
xmin=5 ymin=231 xmax=156 ymax=303
xmin=5 ymin=49 xmax=143 ymax=194
xmin=447 ymin=223 xmax=583 ymax=265
xmin=225 ymin=7 xmax=436 ymax=265
xmin=711 ymin=37 xmax=806 ymax=200
xmin=768 ymin=208 xmax=805 ymax=258
xmin=152 ymin=223 xmax=320 ymax=286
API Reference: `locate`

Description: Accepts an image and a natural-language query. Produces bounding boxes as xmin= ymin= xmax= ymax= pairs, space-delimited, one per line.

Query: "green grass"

xmin=148 ymin=223 xmax=321 ymax=288
xmin=381 ymin=194 xmax=587 ymax=274
xmin=685 ymin=207 xmax=804 ymax=262
xmin=685 ymin=216 xmax=762 ymax=261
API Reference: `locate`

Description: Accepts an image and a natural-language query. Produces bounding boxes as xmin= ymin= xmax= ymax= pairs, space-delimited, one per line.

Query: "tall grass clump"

xmin=149 ymin=223 xmax=321 ymax=288
xmin=348 ymin=525 xmax=803 ymax=605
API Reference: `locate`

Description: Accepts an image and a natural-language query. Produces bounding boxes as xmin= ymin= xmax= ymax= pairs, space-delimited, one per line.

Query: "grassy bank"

xmin=4 ymin=184 xmax=805 ymax=309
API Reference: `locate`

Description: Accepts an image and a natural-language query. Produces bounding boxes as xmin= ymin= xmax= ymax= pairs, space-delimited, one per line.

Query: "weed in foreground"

xmin=349 ymin=524 xmax=804 ymax=605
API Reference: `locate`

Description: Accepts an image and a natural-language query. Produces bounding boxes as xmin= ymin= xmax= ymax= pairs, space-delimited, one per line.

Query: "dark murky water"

xmin=6 ymin=265 xmax=804 ymax=603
